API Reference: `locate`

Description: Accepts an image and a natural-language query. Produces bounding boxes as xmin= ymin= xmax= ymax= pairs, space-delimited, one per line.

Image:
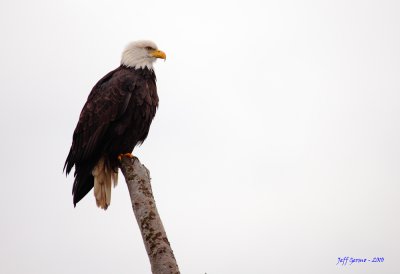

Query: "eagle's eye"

xmin=145 ymin=46 xmax=154 ymax=51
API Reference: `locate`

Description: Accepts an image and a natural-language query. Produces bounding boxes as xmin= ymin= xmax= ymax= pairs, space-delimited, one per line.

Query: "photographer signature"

xmin=337 ymin=257 xmax=384 ymax=266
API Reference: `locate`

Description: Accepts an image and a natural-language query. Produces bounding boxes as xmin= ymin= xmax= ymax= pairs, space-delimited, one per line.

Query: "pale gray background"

xmin=0 ymin=0 xmax=399 ymax=273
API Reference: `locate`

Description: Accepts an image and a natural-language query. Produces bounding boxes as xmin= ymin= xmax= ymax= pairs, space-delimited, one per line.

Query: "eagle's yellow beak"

xmin=150 ymin=49 xmax=166 ymax=60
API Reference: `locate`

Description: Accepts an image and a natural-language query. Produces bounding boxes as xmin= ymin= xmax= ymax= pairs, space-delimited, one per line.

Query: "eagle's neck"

xmin=123 ymin=60 xmax=153 ymax=70
xmin=121 ymin=50 xmax=154 ymax=70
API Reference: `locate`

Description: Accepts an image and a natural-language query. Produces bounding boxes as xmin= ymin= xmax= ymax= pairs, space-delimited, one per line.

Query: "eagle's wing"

xmin=64 ymin=68 xmax=134 ymax=174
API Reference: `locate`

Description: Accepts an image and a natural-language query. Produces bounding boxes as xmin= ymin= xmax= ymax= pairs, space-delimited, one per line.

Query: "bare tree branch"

xmin=119 ymin=156 xmax=180 ymax=274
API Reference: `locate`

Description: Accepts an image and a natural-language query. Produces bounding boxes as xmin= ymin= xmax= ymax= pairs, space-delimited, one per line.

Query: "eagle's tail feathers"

xmin=92 ymin=157 xmax=118 ymax=210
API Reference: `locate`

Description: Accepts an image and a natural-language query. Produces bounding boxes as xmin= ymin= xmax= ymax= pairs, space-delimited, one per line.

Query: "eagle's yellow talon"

xmin=118 ymin=153 xmax=134 ymax=161
xmin=124 ymin=153 xmax=134 ymax=158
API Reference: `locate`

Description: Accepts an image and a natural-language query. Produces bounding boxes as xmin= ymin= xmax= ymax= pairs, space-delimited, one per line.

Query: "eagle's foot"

xmin=118 ymin=153 xmax=134 ymax=161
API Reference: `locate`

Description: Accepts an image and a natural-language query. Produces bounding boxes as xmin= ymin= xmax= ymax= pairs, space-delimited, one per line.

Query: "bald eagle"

xmin=64 ymin=40 xmax=166 ymax=209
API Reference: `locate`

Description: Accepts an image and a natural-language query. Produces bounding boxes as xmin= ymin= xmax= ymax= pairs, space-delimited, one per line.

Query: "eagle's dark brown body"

xmin=64 ymin=65 xmax=158 ymax=206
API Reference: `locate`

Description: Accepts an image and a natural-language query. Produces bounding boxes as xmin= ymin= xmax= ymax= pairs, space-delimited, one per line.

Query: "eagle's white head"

xmin=121 ymin=40 xmax=166 ymax=70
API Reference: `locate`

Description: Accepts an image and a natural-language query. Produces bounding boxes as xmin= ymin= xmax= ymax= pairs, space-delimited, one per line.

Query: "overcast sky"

xmin=1 ymin=0 xmax=399 ymax=273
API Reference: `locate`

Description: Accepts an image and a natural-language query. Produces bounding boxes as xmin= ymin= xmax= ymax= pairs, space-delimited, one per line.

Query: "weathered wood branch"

xmin=119 ymin=156 xmax=180 ymax=274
